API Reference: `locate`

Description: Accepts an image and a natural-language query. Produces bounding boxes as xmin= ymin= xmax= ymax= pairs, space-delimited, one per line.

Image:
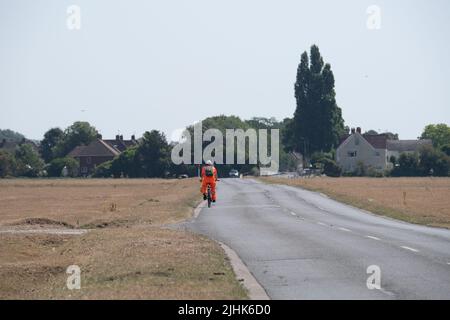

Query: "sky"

xmin=1 ymin=0 xmax=449 ymax=141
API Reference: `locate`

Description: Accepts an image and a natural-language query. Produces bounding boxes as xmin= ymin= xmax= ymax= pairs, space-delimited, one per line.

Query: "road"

xmin=185 ymin=178 xmax=450 ymax=299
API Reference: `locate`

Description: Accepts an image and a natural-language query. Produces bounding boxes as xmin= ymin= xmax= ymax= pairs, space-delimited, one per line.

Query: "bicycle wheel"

xmin=207 ymin=187 xmax=211 ymax=208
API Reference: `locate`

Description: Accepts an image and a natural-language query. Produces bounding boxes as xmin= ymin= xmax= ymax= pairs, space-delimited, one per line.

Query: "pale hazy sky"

xmin=1 ymin=0 xmax=449 ymax=141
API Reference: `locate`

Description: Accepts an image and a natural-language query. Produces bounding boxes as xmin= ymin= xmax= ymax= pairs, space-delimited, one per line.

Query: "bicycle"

xmin=206 ymin=183 xmax=212 ymax=208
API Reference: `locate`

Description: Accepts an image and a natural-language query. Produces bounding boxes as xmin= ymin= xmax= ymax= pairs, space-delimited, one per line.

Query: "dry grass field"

xmin=0 ymin=178 xmax=247 ymax=299
xmin=261 ymin=177 xmax=450 ymax=229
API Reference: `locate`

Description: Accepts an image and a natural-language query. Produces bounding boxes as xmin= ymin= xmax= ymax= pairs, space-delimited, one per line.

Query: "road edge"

xmin=194 ymin=201 xmax=270 ymax=300
xmin=218 ymin=241 xmax=270 ymax=300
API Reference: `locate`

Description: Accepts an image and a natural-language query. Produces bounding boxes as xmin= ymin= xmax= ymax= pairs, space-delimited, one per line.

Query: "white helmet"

xmin=206 ymin=160 xmax=213 ymax=165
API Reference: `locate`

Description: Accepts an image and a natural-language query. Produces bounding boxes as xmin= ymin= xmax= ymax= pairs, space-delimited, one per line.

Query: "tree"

xmin=420 ymin=123 xmax=450 ymax=149
xmin=322 ymin=158 xmax=341 ymax=177
xmin=418 ymin=145 xmax=450 ymax=176
xmin=40 ymin=127 xmax=64 ymax=163
xmin=0 ymin=129 xmax=25 ymax=142
xmin=54 ymin=122 xmax=99 ymax=157
xmin=0 ymin=150 xmax=16 ymax=177
xmin=47 ymin=157 xmax=79 ymax=177
xmin=391 ymin=153 xmax=420 ymax=177
xmin=364 ymin=130 xmax=398 ymax=140
xmin=292 ymin=45 xmax=345 ymax=155
xmin=14 ymin=144 xmax=44 ymax=177
xmin=137 ymin=130 xmax=171 ymax=177
xmin=111 ymin=147 xmax=140 ymax=178
xmin=441 ymin=144 xmax=450 ymax=156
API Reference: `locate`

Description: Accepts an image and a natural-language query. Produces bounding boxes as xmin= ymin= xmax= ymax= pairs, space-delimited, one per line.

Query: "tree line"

xmin=1 ymin=45 xmax=449 ymax=178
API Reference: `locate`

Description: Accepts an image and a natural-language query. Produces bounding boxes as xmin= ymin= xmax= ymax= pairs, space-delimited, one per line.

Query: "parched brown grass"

xmin=0 ymin=178 xmax=247 ymax=300
xmin=0 ymin=179 xmax=200 ymax=227
xmin=261 ymin=177 xmax=450 ymax=229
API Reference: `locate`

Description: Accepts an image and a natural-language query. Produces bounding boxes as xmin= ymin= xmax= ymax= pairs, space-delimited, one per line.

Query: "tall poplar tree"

xmin=292 ymin=45 xmax=345 ymax=155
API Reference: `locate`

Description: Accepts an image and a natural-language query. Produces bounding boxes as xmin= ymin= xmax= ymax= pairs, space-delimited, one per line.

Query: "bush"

xmin=14 ymin=144 xmax=44 ymax=177
xmin=321 ymin=158 xmax=341 ymax=177
xmin=441 ymin=144 xmax=450 ymax=156
xmin=92 ymin=161 xmax=113 ymax=178
xmin=419 ymin=145 xmax=450 ymax=176
xmin=250 ymin=167 xmax=260 ymax=176
xmin=0 ymin=150 xmax=16 ymax=178
xmin=391 ymin=153 xmax=420 ymax=176
xmin=367 ymin=166 xmax=384 ymax=177
xmin=47 ymin=157 xmax=79 ymax=177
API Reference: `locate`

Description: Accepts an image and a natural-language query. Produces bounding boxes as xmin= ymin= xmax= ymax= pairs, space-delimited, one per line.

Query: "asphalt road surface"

xmin=185 ymin=178 xmax=450 ymax=299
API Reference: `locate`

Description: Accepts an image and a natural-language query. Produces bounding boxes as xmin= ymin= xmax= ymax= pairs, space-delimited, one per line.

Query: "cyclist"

xmin=200 ymin=160 xmax=218 ymax=202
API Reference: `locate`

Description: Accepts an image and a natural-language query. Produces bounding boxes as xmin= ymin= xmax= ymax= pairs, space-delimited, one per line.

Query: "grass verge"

xmin=260 ymin=176 xmax=450 ymax=229
xmin=0 ymin=178 xmax=247 ymax=299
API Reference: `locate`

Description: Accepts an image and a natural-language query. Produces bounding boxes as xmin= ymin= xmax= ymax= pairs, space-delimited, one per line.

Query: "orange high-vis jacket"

xmin=201 ymin=165 xmax=218 ymax=182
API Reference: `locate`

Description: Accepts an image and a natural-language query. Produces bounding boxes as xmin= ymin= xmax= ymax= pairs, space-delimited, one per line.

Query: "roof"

xmin=68 ymin=139 xmax=121 ymax=157
xmin=103 ymin=139 xmax=137 ymax=152
xmin=387 ymin=139 xmax=432 ymax=152
xmin=363 ymin=134 xmax=388 ymax=149
xmin=0 ymin=139 xmax=39 ymax=153
xmin=339 ymin=133 xmax=388 ymax=149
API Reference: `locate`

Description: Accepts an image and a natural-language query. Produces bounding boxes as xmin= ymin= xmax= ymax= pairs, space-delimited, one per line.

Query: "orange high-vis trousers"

xmin=201 ymin=179 xmax=217 ymax=201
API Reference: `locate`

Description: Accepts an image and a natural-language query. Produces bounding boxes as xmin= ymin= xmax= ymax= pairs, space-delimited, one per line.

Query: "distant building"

xmin=336 ymin=127 xmax=432 ymax=173
xmin=0 ymin=137 xmax=39 ymax=154
xmin=68 ymin=135 xmax=137 ymax=176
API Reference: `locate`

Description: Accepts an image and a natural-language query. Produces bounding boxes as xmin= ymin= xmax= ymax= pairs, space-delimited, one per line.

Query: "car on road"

xmin=229 ymin=169 xmax=239 ymax=178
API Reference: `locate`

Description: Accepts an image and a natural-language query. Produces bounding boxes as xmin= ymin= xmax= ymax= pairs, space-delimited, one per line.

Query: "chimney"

xmin=356 ymin=127 xmax=362 ymax=134
xmin=120 ymin=135 xmax=123 ymax=141
xmin=351 ymin=128 xmax=356 ymax=134
xmin=116 ymin=135 xmax=120 ymax=141
xmin=1 ymin=138 xmax=5 ymax=147
xmin=131 ymin=135 xmax=135 ymax=141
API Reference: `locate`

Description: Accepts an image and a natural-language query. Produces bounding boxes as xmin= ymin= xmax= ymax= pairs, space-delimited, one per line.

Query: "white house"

xmin=336 ymin=127 xmax=432 ymax=173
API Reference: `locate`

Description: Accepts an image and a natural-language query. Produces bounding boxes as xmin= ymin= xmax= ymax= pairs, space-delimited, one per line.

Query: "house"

xmin=336 ymin=127 xmax=432 ymax=173
xmin=68 ymin=135 xmax=137 ymax=176
xmin=0 ymin=138 xmax=39 ymax=154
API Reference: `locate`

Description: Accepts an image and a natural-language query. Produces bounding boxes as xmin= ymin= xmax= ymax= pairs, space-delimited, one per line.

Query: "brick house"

xmin=68 ymin=135 xmax=137 ymax=176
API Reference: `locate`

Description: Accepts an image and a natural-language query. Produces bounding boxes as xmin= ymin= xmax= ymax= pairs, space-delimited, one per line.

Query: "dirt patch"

xmin=8 ymin=218 xmax=74 ymax=229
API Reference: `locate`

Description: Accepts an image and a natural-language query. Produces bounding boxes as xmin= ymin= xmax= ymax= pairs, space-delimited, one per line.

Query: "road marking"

xmin=215 ymin=205 xmax=280 ymax=209
xmin=377 ymin=287 xmax=396 ymax=297
xmin=400 ymin=246 xmax=419 ymax=253
xmin=366 ymin=236 xmax=381 ymax=241
xmin=317 ymin=222 xmax=327 ymax=226
xmin=290 ymin=212 xmax=296 ymax=216
xmin=338 ymin=227 xmax=351 ymax=232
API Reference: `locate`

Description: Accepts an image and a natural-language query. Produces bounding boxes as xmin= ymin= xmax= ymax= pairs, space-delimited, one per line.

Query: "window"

xmin=86 ymin=156 xmax=92 ymax=164
xmin=347 ymin=151 xmax=357 ymax=157
xmin=81 ymin=167 xmax=88 ymax=173
xmin=375 ymin=151 xmax=380 ymax=156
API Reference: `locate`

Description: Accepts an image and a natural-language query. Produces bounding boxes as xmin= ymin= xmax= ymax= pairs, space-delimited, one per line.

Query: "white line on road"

xmin=290 ymin=212 xmax=296 ymax=216
xmin=338 ymin=227 xmax=351 ymax=232
xmin=400 ymin=246 xmax=419 ymax=253
xmin=316 ymin=222 xmax=327 ymax=226
xmin=377 ymin=287 xmax=396 ymax=297
xmin=366 ymin=236 xmax=381 ymax=241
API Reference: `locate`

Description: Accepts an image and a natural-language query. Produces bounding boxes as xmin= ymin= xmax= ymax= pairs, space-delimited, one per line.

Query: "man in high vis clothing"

xmin=200 ymin=160 xmax=218 ymax=202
